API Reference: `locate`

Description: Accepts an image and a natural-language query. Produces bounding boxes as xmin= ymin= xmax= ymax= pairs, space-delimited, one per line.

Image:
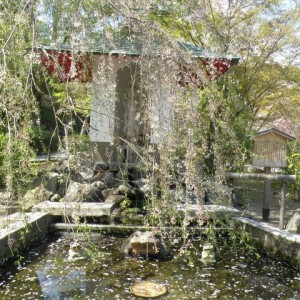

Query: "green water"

xmin=0 ymin=234 xmax=299 ymax=299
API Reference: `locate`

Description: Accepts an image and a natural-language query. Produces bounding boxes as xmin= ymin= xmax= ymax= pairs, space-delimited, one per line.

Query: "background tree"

xmin=0 ymin=0 xmax=299 ymax=225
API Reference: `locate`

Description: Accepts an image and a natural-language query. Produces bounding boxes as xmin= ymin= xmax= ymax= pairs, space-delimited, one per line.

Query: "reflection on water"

xmin=37 ymin=262 xmax=86 ymax=299
xmin=0 ymin=234 xmax=299 ymax=299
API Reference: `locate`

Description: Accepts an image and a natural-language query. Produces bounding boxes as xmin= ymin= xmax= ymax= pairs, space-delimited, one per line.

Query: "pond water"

xmin=0 ymin=233 xmax=299 ymax=300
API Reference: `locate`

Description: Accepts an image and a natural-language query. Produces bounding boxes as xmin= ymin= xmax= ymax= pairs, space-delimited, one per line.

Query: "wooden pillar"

xmin=227 ymin=178 xmax=237 ymax=207
xmin=263 ymin=167 xmax=271 ymax=221
xmin=279 ymin=182 xmax=287 ymax=230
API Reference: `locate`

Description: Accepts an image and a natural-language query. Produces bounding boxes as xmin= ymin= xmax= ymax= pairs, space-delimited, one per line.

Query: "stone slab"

xmin=234 ymin=217 xmax=300 ymax=265
xmin=32 ymin=201 xmax=114 ymax=217
xmin=0 ymin=212 xmax=52 ymax=263
xmin=176 ymin=204 xmax=241 ymax=219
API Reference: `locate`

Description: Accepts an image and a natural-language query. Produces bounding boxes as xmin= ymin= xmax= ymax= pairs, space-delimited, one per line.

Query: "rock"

xmin=201 ymin=243 xmax=216 ymax=264
xmin=44 ymin=172 xmax=59 ymax=194
xmin=115 ymin=170 xmax=125 ymax=181
xmin=134 ymin=179 xmax=150 ymax=194
xmin=105 ymin=195 xmax=125 ymax=206
xmin=286 ymin=209 xmax=300 ymax=234
xmin=130 ymin=282 xmax=167 ymax=298
xmin=81 ymin=184 xmax=104 ymax=202
xmin=94 ymin=162 xmax=109 ymax=172
xmin=102 ymin=188 xmax=118 ymax=199
xmin=63 ymin=181 xmax=104 ymax=202
xmin=101 ymin=172 xmax=119 ymax=187
xmin=24 ymin=186 xmax=53 ymax=210
xmin=0 ymin=191 xmax=10 ymax=204
xmin=202 ymin=181 xmax=232 ymax=205
xmin=0 ymin=204 xmax=6 ymax=216
xmin=91 ymin=181 xmax=107 ymax=191
xmin=108 ymin=162 xmax=121 ymax=172
xmin=56 ymin=175 xmax=68 ymax=197
xmin=79 ymin=166 xmax=94 ymax=181
xmin=62 ymin=168 xmax=84 ymax=183
xmin=121 ymin=231 xmax=169 ymax=258
xmin=115 ymin=169 xmax=136 ymax=181
xmin=50 ymin=194 xmax=61 ymax=202
xmin=63 ymin=181 xmax=82 ymax=202
xmin=90 ymin=170 xmax=106 ymax=183
xmin=68 ymin=242 xmax=86 ymax=261
xmin=117 ymin=183 xmax=135 ymax=196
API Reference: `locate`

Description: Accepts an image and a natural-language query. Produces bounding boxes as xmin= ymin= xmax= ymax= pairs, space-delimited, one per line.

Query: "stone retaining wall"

xmin=234 ymin=217 xmax=300 ymax=266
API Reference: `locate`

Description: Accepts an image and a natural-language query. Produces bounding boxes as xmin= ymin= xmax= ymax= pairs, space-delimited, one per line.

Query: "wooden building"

xmin=253 ymin=128 xmax=295 ymax=168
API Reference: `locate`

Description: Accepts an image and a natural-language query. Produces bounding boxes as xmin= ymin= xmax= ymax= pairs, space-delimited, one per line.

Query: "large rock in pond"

xmin=121 ymin=231 xmax=169 ymax=257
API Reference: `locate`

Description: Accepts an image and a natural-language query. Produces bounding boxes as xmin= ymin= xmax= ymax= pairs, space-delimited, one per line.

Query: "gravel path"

xmin=233 ymin=179 xmax=300 ymax=229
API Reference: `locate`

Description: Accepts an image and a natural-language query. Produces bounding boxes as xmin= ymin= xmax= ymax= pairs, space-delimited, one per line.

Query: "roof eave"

xmin=256 ymin=128 xmax=296 ymax=141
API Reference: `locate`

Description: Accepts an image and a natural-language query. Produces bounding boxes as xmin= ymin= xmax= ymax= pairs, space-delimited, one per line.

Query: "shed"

xmin=37 ymin=37 xmax=240 ymax=163
xmin=253 ymin=128 xmax=295 ymax=168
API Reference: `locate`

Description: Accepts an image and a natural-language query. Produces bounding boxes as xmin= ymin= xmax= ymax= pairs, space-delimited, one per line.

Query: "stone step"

xmin=32 ymin=201 xmax=114 ymax=217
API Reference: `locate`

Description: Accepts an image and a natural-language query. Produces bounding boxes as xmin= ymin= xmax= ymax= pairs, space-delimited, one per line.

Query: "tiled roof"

xmin=38 ymin=38 xmax=239 ymax=63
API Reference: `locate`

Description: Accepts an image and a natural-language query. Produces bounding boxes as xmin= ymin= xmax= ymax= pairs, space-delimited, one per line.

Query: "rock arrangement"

xmin=24 ymin=161 xmax=148 ymax=219
xmin=22 ymin=157 xmax=235 ymax=226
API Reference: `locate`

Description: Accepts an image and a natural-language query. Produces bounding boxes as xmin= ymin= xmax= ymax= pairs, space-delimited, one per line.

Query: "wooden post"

xmin=263 ymin=167 xmax=271 ymax=221
xmin=279 ymin=182 xmax=287 ymax=230
xmin=227 ymin=178 xmax=237 ymax=206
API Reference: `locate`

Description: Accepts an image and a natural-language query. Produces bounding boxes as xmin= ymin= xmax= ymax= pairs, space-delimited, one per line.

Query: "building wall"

xmin=90 ymin=55 xmax=138 ymax=144
xmin=89 ymin=55 xmax=175 ymax=162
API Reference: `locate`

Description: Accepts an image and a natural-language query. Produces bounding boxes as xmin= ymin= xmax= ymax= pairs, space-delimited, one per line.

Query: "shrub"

xmin=29 ymin=126 xmax=59 ymax=154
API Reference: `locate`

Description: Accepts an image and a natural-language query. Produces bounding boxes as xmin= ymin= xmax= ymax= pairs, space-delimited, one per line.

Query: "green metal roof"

xmin=39 ymin=38 xmax=239 ymax=64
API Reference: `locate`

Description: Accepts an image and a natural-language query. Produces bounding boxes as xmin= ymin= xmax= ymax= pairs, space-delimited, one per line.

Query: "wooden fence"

xmin=226 ymin=172 xmax=296 ymax=230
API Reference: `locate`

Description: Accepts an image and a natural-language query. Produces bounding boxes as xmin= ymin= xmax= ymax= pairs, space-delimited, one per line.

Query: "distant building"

xmin=253 ymin=128 xmax=295 ymax=168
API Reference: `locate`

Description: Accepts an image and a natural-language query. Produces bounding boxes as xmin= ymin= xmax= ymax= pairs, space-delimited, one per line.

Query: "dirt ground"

xmin=233 ymin=179 xmax=300 ymax=229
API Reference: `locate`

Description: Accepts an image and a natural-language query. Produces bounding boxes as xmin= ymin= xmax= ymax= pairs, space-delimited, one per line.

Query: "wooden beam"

xmin=279 ymin=182 xmax=287 ymax=230
xmin=263 ymin=167 xmax=271 ymax=221
xmin=226 ymin=172 xmax=296 ymax=182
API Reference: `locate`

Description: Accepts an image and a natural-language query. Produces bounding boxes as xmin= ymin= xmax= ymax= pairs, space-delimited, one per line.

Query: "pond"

xmin=0 ymin=233 xmax=299 ymax=299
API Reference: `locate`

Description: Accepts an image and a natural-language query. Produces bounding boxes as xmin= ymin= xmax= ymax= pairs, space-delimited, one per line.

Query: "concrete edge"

xmin=0 ymin=212 xmax=54 ymax=264
xmin=233 ymin=216 xmax=300 ymax=266
xmin=176 ymin=204 xmax=241 ymax=218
